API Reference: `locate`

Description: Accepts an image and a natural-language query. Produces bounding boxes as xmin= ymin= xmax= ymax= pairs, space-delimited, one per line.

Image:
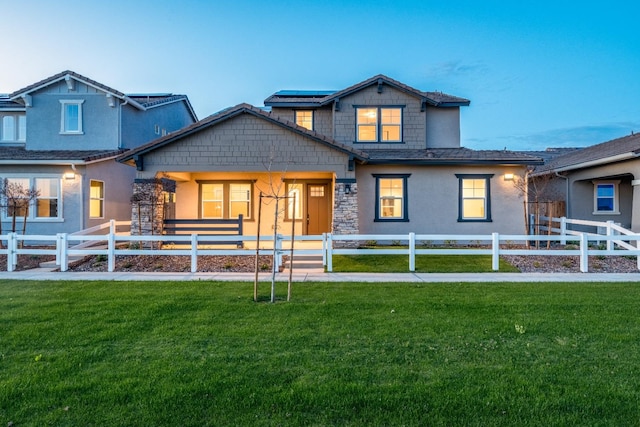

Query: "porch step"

xmin=283 ymin=255 xmax=324 ymax=271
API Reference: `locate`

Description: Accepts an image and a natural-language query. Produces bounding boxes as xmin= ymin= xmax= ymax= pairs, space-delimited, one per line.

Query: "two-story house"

xmin=118 ymin=75 xmax=542 ymax=237
xmin=0 ymin=70 xmax=196 ymax=235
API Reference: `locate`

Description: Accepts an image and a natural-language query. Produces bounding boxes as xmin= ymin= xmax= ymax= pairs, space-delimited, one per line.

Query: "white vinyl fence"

xmin=1 ymin=218 xmax=639 ymax=273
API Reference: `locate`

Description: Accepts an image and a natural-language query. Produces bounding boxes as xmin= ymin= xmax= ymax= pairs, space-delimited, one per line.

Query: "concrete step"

xmin=283 ymin=255 xmax=324 ymax=270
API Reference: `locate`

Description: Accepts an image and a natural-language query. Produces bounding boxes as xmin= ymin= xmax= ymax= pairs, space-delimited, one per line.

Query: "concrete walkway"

xmin=2 ymin=268 xmax=640 ymax=282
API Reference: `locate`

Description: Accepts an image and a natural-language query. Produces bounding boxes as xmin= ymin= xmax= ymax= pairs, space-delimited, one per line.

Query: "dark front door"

xmin=306 ymin=183 xmax=330 ymax=234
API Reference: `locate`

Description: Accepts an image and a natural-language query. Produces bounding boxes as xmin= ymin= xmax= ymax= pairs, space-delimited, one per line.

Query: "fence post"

xmin=492 ymin=232 xmax=500 ymax=271
xmin=580 ymin=233 xmax=589 ymax=273
xmin=409 ymin=232 xmax=415 ymax=272
xmin=191 ymin=234 xmax=198 ymax=273
xmin=560 ymin=217 xmax=567 ymax=245
xmin=326 ymin=233 xmax=333 ymax=272
xmin=110 ymin=219 xmax=116 ymax=234
xmin=322 ymin=233 xmax=327 ymax=267
xmin=107 ymin=232 xmax=115 ymax=272
xmin=606 ymin=220 xmax=614 ymax=251
xmin=7 ymin=232 xmax=16 ymax=272
xmin=59 ymin=233 xmax=69 ymax=272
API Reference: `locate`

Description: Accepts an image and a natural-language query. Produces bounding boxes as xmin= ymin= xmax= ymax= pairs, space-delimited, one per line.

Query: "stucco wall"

xmin=25 ymin=80 xmax=119 ymax=150
xmin=85 ymin=160 xmax=137 ymax=228
xmin=121 ymin=101 xmax=195 ymax=149
xmin=356 ymin=164 xmax=527 ymax=235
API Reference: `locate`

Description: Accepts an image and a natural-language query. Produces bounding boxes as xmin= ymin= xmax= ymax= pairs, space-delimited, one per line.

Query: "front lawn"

xmin=330 ymin=254 xmax=520 ymax=272
xmin=2 ymin=280 xmax=640 ymax=426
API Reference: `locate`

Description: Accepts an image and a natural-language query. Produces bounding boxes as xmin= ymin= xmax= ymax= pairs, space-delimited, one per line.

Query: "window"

xmin=373 ymin=174 xmax=410 ymax=221
xmin=200 ymin=181 xmax=252 ymax=219
xmin=60 ymin=100 xmax=84 ymax=134
xmin=593 ymin=181 xmax=620 ymax=214
xmin=90 ymin=180 xmax=105 ymax=218
xmin=1 ymin=114 xmax=26 ymax=142
xmin=456 ymin=174 xmax=493 ymax=222
xmin=356 ymin=107 xmax=402 ymax=142
xmin=295 ymin=110 xmax=313 ymax=130
xmin=286 ymin=182 xmax=303 ymax=220
xmin=1 ymin=176 xmax=62 ymax=221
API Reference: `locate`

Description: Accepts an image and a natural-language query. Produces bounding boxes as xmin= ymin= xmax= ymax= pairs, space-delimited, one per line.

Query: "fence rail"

xmin=1 ymin=218 xmax=639 ymax=273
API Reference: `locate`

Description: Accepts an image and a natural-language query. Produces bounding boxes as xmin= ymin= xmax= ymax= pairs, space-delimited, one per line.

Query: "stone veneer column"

xmin=333 ymin=181 xmax=359 ymax=247
xmin=130 ymin=179 xmax=165 ymax=237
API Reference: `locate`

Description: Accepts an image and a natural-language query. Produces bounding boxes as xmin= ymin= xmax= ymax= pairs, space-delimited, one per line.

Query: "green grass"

xmin=2 ymin=280 xmax=640 ymax=426
xmin=331 ymin=254 xmax=520 ymax=272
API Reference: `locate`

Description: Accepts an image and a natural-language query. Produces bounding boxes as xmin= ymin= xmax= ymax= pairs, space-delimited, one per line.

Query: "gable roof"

xmin=534 ymin=133 xmax=640 ymax=175
xmin=264 ymin=74 xmax=470 ymax=108
xmin=117 ymin=103 xmax=369 ymax=165
xmin=8 ymin=70 xmax=197 ymax=121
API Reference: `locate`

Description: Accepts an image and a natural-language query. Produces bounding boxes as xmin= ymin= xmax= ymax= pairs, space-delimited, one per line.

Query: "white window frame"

xmin=89 ymin=180 xmax=105 ymax=219
xmin=593 ymin=180 xmax=620 ymax=215
xmin=199 ymin=181 xmax=252 ymax=219
xmin=1 ymin=175 xmax=63 ymax=222
xmin=60 ymin=100 xmax=85 ymax=134
xmin=0 ymin=113 xmax=26 ymax=142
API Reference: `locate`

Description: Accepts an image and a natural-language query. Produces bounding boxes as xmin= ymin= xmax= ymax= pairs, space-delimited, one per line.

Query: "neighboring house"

xmin=118 ymin=74 xmax=542 ymax=238
xmin=0 ymin=70 xmax=196 ymax=235
xmin=532 ymin=132 xmax=640 ymax=231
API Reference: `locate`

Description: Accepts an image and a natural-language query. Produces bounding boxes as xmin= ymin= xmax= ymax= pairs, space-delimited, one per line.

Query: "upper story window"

xmin=593 ymin=180 xmax=620 ymax=214
xmin=356 ymin=107 xmax=402 ymax=143
xmin=60 ymin=100 xmax=84 ymax=134
xmin=295 ymin=110 xmax=313 ymax=130
xmin=456 ymin=174 xmax=493 ymax=222
xmin=1 ymin=114 xmax=26 ymax=142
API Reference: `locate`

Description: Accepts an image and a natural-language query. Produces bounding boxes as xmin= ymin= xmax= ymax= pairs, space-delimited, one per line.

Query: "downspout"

xmin=118 ymin=97 xmax=129 ymax=149
xmin=555 ymin=172 xmax=569 ymax=217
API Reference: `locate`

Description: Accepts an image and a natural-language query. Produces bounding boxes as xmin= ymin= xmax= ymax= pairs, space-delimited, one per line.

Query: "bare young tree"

xmin=0 ymin=178 xmax=40 ymax=247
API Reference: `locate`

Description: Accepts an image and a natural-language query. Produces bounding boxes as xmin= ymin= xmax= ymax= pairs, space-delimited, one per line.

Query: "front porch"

xmin=130 ymin=172 xmax=358 ymax=239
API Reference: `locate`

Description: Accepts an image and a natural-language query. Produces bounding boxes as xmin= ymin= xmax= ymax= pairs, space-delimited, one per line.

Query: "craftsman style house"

xmin=119 ymin=75 xmax=542 ymax=237
xmin=0 ymin=70 xmax=196 ymax=235
xmin=532 ymin=132 xmax=640 ymax=231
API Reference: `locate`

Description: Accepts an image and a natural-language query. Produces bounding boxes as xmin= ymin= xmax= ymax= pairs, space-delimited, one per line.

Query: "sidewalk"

xmin=3 ymin=268 xmax=640 ymax=282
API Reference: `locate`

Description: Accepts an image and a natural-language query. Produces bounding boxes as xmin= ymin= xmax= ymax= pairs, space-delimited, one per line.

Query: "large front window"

xmin=60 ymin=100 xmax=84 ymax=134
xmin=356 ymin=107 xmax=402 ymax=142
xmin=374 ymin=174 xmax=410 ymax=221
xmin=2 ymin=176 xmax=62 ymax=220
xmin=200 ymin=182 xmax=252 ymax=219
xmin=456 ymin=174 xmax=493 ymax=222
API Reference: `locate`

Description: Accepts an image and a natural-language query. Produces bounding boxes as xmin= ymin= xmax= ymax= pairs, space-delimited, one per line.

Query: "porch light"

xmin=345 ymin=184 xmax=351 ymax=194
xmin=64 ymin=172 xmax=75 ymax=180
xmin=504 ymin=173 xmax=514 ymax=181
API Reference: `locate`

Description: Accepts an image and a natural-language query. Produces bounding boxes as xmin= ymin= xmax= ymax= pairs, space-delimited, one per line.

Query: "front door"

xmin=306 ymin=183 xmax=331 ymax=234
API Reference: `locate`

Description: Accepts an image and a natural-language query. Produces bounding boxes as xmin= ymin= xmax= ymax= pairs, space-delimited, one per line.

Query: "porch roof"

xmin=117 ymin=103 xmax=370 ymax=165
xmin=534 ymin=133 xmax=640 ymax=175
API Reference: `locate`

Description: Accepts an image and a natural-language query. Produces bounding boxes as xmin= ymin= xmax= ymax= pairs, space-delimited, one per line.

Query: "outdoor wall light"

xmin=345 ymin=184 xmax=351 ymax=194
xmin=504 ymin=173 xmax=514 ymax=181
xmin=64 ymin=172 xmax=75 ymax=180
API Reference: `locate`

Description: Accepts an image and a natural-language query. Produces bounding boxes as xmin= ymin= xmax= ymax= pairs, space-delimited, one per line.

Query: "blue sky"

xmin=1 ymin=0 xmax=638 ymax=151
